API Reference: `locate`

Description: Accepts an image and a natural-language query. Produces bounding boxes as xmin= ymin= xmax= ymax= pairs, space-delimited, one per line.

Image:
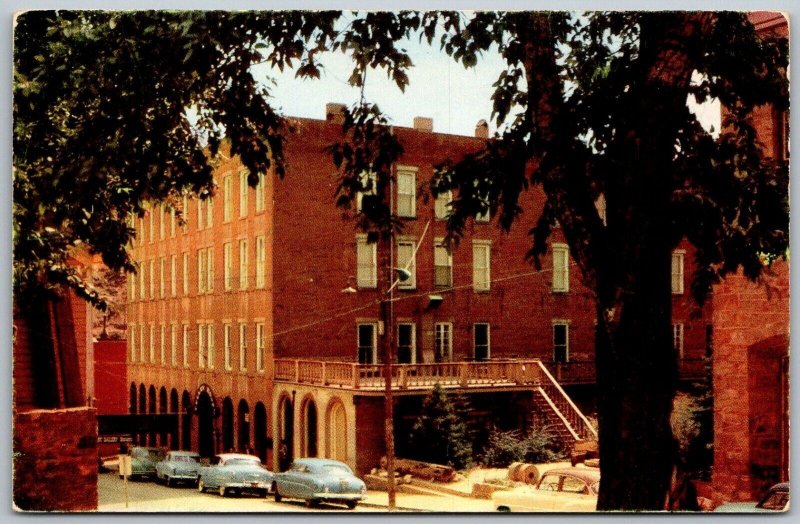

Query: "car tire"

xmin=497 ymin=506 xmax=511 ymax=513
xmin=197 ymin=478 xmax=205 ymax=493
xmin=273 ymin=484 xmax=282 ymax=503
xmin=346 ymin=501 xmax=357 ymax=510
xmin=219 ymin=486 xmax=227 ymax=497
xmin=305 ymin=499 xmax=318 ymax=508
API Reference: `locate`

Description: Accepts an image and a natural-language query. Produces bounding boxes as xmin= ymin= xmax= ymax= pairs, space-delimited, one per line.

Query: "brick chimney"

xmin=326 ymin=103 xmax=347 ymax=124
xmin=413 ymin=116 xmax=433 ymax=133
xmin=475 ymin=119 xmax=489 ymax=139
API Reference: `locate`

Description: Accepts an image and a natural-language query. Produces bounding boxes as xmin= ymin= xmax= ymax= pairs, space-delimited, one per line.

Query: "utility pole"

xmin=381 ymin=164 xmax=397 ymax=511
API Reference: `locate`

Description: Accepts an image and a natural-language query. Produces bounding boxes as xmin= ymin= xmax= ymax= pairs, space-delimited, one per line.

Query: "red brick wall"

xmin=354 ymin=397 xmax=386 ymax=475
xmin=94 ymin=340 xmax=128 ymax=415
xmin=711 ymin=262 xmax=789 ymax=501
xmin=13 ymin=407 xmax=98 ymax=511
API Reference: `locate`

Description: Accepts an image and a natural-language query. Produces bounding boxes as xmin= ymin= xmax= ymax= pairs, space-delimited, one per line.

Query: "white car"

xmin=492 ymin=467 xmax=599 ymax=512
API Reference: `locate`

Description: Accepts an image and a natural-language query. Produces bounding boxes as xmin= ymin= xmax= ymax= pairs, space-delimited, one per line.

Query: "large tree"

xmin=14 ymin=11 xmax=788 ymax=510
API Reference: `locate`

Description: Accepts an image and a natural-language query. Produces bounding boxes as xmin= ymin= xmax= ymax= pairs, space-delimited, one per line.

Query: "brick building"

xmin=126 ymin=105 xmax=710 ymax=474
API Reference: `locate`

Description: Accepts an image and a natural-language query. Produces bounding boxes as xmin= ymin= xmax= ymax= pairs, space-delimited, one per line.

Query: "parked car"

xmin=155 ymin=450 xmax=202 ymax=486
xmin=196 ymin=453 xmax=274 ymax=497
xmin=272 ymin=458 xmax=367 ymax=509
xmin=492 ymin=467 xmax=600 ymax=512
xmin=119 ymin=446 xmax=167 ymax=480
xmin=714 ymin=482 xmax=789 ymax=512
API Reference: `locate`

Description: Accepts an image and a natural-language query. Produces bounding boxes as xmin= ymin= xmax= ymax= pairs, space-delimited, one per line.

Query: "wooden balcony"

xmin=549 ymin=358 xmax=708 ymax=385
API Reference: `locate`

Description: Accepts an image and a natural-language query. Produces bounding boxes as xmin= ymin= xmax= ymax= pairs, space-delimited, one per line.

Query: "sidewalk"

xmin=360 ymin=491 xmax=495 ymax=512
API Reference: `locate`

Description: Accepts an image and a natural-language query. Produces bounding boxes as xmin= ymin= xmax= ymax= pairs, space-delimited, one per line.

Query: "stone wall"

xmin=13 ymin=407 xmax=98 ymax=512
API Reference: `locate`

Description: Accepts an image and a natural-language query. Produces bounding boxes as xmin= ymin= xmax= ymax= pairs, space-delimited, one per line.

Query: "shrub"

xmin=481 ymin=426 xmax=565 ymax=467
xmin=407 ymin=384 xmax=473 ymax=470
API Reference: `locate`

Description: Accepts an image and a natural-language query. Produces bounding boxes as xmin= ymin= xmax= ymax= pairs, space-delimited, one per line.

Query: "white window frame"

xmin=552 ymin=243 xmax=570 ymax=293
xmin=170 ymin=207 xmax=176 ymax=237
xmin=434 ymin=322 xmax=453 ymax=362
xmin=223 ymin=323 xmax=232 ymax=371
xmin=181 ymin=194 xmax=189 ymax=232
xmin=396 ymin=239 xmax=416 ymax=290
xmin=552 ymin=320 xmax=570 ymax=363
xmin=149 ymin=259 xmax=155 ymax=299
xmin=239 ymin=239 xmax=249 ymax=290
xmin=206 ymin=196 xmax=213 ymax=228
xmin=256 ymin=322 xmax=265 ymax=372
xmin=197 ymin=198 xmax=204 ymax=230
xmin=197 ymin=249 xmax=206 ymax=294
xmin=434 ymin=190 xmax=452 ymax=220
xmin=223 ymin=174 xmax=232 ymax=223
xmin=159 ymin=256 xmax=165 ymax=298
xmin=148 ymin=206 xmax=154 ymax=242
xmin=170 ymin=254 xmax=177 ymax=297
xmin=256 ymin=236 xmax=266 ymax=289
xmin=239 ymin=323 xmax=248 ymax=371
xmin=138 ymin=262 xmax=145 ymax=300
xmin=357 ymin=322 xmax=378 ymax=364
xmin=396 ymin=322 xmax=416 ymax=364
xmin=223 ymin=242 xmax=233 ymax=291
xmin=139 ymin=324 xmax=146 ymax=362
xmin=170 ymin=323 xmax=177 ymax=367
xmin=197 ymin=324 xmax=206 ymax=368
xmin=472 ymin=240 xmax=491 ymax=292
xmin=159 ymin=203 xmax=165 ymax=240
xmin=672 ymin=250 xmax=685 ymax=295
xmin=129 ymin=323 xmax=136 ymax=363
xmin=356 ymin=171 xmax=377 ymax=212
xmin=182 ymin=323 xmax=189 ymax=368
xmin=182 ymin=252 xmax=189 ymax=295
xmin=396 ymin=166 xmax=417 ymax=218
xmin=356 ymin=235 xmax=377 ymax=289
xmin=434 ymin=239 xmax=453 ymax=288
xmin=255 ymin=173 xmax=266 ymax=213
xmin=149 ymin=323 xmax=155 ymax=363
xmin=160 ymin=323 xmax=166 ymax=365
xmin=206 ymin=323 xmax=215 ymax=369
xmin=206 ymin=247 xmax=214 ymax=292
xmin=673 ymin=323 xmax=685 ymax=359
xmin=239 ymin=170 xmax=249 ymax=218
xmin=473 ymin=323 xmax=491 ymax=361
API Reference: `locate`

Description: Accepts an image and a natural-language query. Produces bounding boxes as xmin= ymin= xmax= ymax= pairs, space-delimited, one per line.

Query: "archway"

xmin=222 ymin=397 xmax=234 ymax=452
xmin=277 ymin=395 xmax=294 ymax=471
xmin=326 ymin=399 xmax=348 ymax=462
xmin=194 ymin=384 xmax=218 ymax=458
xmin=138 ymin=384 xmax=146 ymax=444
xmin=129 ymin=383 xmax=137 ymax=414
xmin=301 ymin=396 xmax=318 ymax=458
xmin=159 ymin=387 xmax=168 ymax=446
xmin=148 ymin=385 xmax=156 ymax=446
xmin=238 ymin=400 xmax=251 ymax=453
xmin=169 ymin=389 xmax=179 ymax=450
xmin=181 ymin=390 xmax=192 ymax=450
xmin=254 ymin=402 xmax=268 ymax=464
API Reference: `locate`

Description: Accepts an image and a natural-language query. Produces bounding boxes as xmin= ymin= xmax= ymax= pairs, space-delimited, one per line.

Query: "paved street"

xmin=97 ymin=470 xmax=495 ymax=513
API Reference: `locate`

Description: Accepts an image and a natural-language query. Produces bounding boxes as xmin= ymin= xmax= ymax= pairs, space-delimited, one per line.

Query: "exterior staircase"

xmin=532 ymin=363 xmax=598 ymax=452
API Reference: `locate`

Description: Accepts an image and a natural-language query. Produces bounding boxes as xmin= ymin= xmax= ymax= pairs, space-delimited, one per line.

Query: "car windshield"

xmin=148 ymin=450 xmax=166 ymax=460
xmin=322 ymin=464 xmax=351 ymax=475
xmin=758 ymin=490 xmax=789 ymax=510
xmin=174 ymin=455 xmax=199 ymax=463
xmin=225 ymin=458 xmax=261 ymax=467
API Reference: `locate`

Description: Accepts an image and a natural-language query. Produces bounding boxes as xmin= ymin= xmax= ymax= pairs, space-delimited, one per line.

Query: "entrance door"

xmin=197 ymin=391 xmax=215 ymax=458
xmin=397 ymin=323 xmax=415 ymax=364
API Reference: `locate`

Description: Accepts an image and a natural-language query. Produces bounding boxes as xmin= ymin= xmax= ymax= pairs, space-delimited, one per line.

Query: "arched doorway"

xmin=181 ymin=390 xmax=192 ymax=450
xmin=326 ymin=400 xmax=348 ymax=462
xmin=222 ymin=397 xmax=234 ymax=452
xmin=238 ymin=400 xmax=250 ymax=453
xmin=169 ymin=389 xmax=179 ymax=450
xmin=302 ymin=397 xmax=318 ymax=458
xmin=159 ymin=387 xmax=168 ymax=446
xmin=254 ymin=402 xmax=268 ymax=464
xmin=148 ymin=385 xmax=157 ymax=446
xmin=277 ymin=395 xmax=294 ymax=471
xmin=129 ymin=383 xmax=137 ymax=414
xmin=194 ymin=384 xmax=217 ymax=458
xmin=138 ymin=384 xmax=146 ymax=445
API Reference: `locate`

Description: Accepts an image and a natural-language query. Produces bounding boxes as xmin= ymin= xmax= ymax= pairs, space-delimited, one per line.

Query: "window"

xmin=223 ymin=242 xmax=233 ymax=291
xmin=472 ymin=241 xmax=491 ymax=291
xmin=397 ymin=323 xmax=416 ymax=364
xmin=206 ymin=197 xmax=213 ymax=227
xmin=129 ymin=324 xmax=136 ymax=363
xmin=159 ymin=324 xmax=166 ymax=365
xmin=397 ymin=167 xmax=417 ymax=218
xmin=223 ymin=174 xmax=232 ymax=222
xmin=474 ymin=323 xmax=490 ymax=361
xmin=197 ymin=198 xmax=204 ymax=230
xmin=207 ymin=323 xmax=215 ymax=369
xmin=673 ymin=323 xmax=685 ymax=359
xmin=149 ymin=207 xmax=154 ymax=242
xmin=197 ymin=249 xmax=206 ymax=293
xmin=553 ymin=321 xmax=569 ymax=363
xmin=356 ymin=235 xmax=377 ymax=288
xmin=139 ymin=325 xmax=146 ymax=362
xmin=170 ymin=324 xmax=177 ymax=367
xmin=672 ymin=250 xmax=685 ymax=294
xmin=434 ymin=323 xmax=453 ymax=362
xmin=256 ymin=236 xmax=266 ymax=289
xmin=239 ymin=239 xmax=248 ymax=290
xmin=434 ymin=239 xmax=452 ymax=288
xmin=198 ymin=324 xmax=206 ymax=368
xmin=357 ymin=323 xmax=377 ymax=364
xmin=256 ymin=323 xmax=265 ymax=372
xmin=149 ymin=323 xmax=155 ymax=363
xmin=396 ymin=239 xmax=416 ymax=290
xmin=182 ymin=324 xmax=189 ymax=368
xmin=475 ymin=203 xmax=490 ymax=223
xmin=434 ymin=190 xmax=452 ymax=220
xmin=170 ymin=254 xmax=177 ymax=297
xmin=149 ymin=259 xmax=155 ymax=299
xmin=206 ymin=247 xmax=214 ymax=292
xmin=138 ymin=262 xmax=145 ymax=300
xmin=170 ymin=207 xmax=176 ymax=237
xmin=182 ymin=252 xmax=189 ymax=295
xmin=239 ymin=323 xmax=248 ymax=371
xmin=224 ymin=323 xmax=232 ymax=370
xmin=130 ymin=271 xmax=137 ymax=302
xmin=255 ymin=173 xmax=266 ymax=212
xmin=552 ymin=244 xmax=569 ymax=293
xmin=239 ymin=170 xmax=249 ymax=218
xmin=138 ymin=217 xmax=145 ymax=245
xmin=159 ymin=204 xmax=165 ymax=240
xmin=159 ymin=257 xmax=165 ymax=298
xmin=181 ymin=194 xmax=189 ymax=232
xmin=356 ymin=171 xmax=376 ymax=212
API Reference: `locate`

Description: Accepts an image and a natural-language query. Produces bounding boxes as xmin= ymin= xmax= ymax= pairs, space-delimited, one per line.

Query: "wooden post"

xmin=352 ymin=363 xmax=360 ymax=389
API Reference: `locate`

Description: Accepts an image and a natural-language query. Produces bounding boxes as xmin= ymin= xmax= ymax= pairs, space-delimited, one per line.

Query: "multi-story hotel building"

xmin=127 ymin=104 xmax=711 ymax=474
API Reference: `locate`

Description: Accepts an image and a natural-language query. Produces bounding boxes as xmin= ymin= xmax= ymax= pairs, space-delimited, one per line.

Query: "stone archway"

xmin=147 ymin=385 xmax=156 ymax=445
xmin=277 ymin=394 xmax=294 ymax=471
xmin=326 ymin=399 xmax=348 ymax=462
xmin=222 ymin=397 xmax=234 ymax=452
xmin=169 ymin=389 xmax=179 ymax=450
xmin=158 ymin=387 xmax=168 ymax=446
xmin=301 ymin=396 xmax=318 ymax=458
xmin=237 ymin=400 xmax=250 ymax=453
xmin=194 ymin=384 xmax=218 ymax=458
xmin=181 ymin=390 xmax=192 ymax=450
xmin=254 ymin=402 xmax=268 ymax=464
xmin=129 ymin=383 xmax=137 ymax=414
xmin=138 ymin=384 xmax=146 ymax=445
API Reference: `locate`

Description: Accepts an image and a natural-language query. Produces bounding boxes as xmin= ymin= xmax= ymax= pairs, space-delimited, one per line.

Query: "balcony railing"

xmin=274 ymin=357 xmax=709 ymax=389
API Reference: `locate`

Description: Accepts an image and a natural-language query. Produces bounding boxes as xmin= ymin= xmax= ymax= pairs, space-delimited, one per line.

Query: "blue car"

xmin=155 ymin=450 xmax=202 ymax=487
xmin=272 ymin=458 xmax=367 ymax=509
xmin=197 ymin=453 xmax=274 ymax=497
xmin=714 ymin=482 xmax=789 ymax=512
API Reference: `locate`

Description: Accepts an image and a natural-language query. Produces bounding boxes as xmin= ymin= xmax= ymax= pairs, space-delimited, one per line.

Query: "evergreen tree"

xmin=408 ymin=384 xmax=472 ymax=470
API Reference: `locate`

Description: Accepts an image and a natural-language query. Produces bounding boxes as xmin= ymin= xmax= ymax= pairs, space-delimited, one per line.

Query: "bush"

xmin=407 ymin=384 xmax=473 ymax=470
xmin=481 ymin=426 xmax=565 ymax=467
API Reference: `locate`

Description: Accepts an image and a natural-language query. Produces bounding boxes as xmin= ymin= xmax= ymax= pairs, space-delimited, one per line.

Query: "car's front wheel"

xmin=273 ymin=483 xmax=282 ymax=502
xmin=346 ymin=501 xmax=357 ymax=510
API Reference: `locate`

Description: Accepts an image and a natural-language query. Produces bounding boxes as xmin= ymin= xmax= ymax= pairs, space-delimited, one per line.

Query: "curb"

xmin=357 ymin=502 xmax=432 ymax=512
